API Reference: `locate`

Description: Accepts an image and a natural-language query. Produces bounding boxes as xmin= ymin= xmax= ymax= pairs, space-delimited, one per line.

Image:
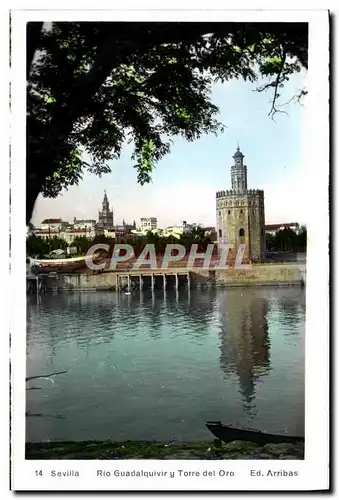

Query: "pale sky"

xmin=32 ymin=70 xmax=307 ymax=227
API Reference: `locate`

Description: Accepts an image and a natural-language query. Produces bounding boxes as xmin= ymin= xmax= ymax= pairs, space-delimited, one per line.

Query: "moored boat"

xmin=29 ymin=255 xmax=93 ymax=273
xmin=206 ymin=421 xmax=304 ymax=445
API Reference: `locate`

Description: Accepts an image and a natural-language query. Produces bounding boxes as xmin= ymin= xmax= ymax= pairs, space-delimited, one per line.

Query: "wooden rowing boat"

xmin=29 ymin=253 xmax=102 ymax=273
xmin=206 ymin=421 xmax=304 ymax=445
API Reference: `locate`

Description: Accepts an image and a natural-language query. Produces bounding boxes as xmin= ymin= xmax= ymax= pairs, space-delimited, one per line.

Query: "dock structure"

xmin=26 ymin=272 xmax=57 ymax=295
xmin=116 ymin=270 xmax=191 ymax=292
xmin=26 ymin=275 xmax=45 ymax=295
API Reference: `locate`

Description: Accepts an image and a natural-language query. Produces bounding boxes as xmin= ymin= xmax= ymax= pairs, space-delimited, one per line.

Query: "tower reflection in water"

xmin=218 ymin=289 xmax=270 ymax=419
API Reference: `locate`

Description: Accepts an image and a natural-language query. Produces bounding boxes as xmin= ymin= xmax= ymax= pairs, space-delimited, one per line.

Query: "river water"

xmin=26 ymin=287 xmax=305 ymax=443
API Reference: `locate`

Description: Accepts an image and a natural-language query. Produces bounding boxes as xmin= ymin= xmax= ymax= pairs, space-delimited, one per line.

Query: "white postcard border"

xmin=10 ymin=7 xmax=329 ymax=492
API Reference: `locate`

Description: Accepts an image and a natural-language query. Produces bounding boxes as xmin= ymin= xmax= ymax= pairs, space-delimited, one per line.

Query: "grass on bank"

xmin=25 ymin=439 xmax=304 ymax=460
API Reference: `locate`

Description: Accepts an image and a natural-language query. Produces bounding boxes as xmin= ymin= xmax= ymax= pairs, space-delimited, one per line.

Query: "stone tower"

xmin=216 ymin=146 xmax=265 ymax=262
xmin=98 ymin=190 xmax=114 ymax=229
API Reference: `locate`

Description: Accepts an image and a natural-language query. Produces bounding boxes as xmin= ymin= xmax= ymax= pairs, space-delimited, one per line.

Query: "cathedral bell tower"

xmin=98 ymin=190 xmax=114 ymax=229
xmin=102 ymin=190 xmax=109 ymax=211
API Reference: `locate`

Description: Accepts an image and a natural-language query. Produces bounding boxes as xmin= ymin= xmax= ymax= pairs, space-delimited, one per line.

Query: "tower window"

xmin=219 ymin=229 xmax=222 ymax=238
xmin=239 ymin=228 xmax=245 ymax=237
xmin=228 ymin=210 xmax=231 ymax=215
xmin=240 ymin=209 xmax=243 ymax=214
xmin=218 ymin=211 xmax=221 ymax=216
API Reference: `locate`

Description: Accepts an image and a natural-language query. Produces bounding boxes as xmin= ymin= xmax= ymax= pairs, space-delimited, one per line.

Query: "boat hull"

xmin=206 ymin=421 xmax=304 ymax=445
xmin=31 ymin=261 xmax=87 ymax=274
xmin=29 ymin=255 xmax=98 ymax=274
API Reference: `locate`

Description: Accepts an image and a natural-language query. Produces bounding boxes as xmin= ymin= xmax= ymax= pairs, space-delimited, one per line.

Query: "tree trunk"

xmin=26 ymin=22 xmax=43 ymax=79
xmin=26 ymin=156 xmax=49 ymax=225
xmin=26 ymin=177 xmax=42 ymax=226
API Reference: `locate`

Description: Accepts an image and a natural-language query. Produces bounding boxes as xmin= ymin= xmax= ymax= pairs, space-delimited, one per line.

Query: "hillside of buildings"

xmin=27 ymin=216 xmax=306 ymax=264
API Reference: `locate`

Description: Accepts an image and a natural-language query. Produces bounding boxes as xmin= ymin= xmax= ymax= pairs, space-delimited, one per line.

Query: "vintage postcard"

xmin=9 ymin=5 xmax=329 ymax=492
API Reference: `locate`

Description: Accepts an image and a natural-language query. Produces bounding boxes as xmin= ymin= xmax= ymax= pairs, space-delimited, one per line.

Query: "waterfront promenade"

xmin=35 ymin=263 xmax=306 ymax=293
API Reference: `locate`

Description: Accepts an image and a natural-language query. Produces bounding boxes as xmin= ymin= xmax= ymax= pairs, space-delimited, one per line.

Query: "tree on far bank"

xmin=26 ymin=22 xmax=308 ymax=224
xmin=296 ymin=226 xmax=307 ymax=251
xmin=26 ymin=234 xmax=47 ymax=256
xmin=26 ymin=234 xmax=68 ymax=256
xmin=266 ymin=227 xmax=307 ymax=253
xmin=71 ymin=236 xmax=93 ymax=254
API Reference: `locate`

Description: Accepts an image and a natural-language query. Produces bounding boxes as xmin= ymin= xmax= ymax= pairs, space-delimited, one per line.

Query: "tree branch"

xmin=26 ymin=370 xmax=67 ymax=382
xmin=268 ymin=48 xmax=287 ymax=120
xmin=26 ymin=22 xmax=308 ymax=223
xmin=255 ymin=46 xmax=289 ymax=121
xmin=280 ymin=88 xmax=308 ymax=107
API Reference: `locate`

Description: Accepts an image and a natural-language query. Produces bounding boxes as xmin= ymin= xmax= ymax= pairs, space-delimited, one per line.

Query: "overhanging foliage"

xmin=26 ymin=22 xmax=308 ymax=224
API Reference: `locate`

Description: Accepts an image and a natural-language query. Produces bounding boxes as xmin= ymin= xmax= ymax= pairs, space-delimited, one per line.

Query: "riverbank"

xmin=39 ymin=264 xmax=306 ymax=292
xmin=26 ymin=440 xmax=304 ymax=460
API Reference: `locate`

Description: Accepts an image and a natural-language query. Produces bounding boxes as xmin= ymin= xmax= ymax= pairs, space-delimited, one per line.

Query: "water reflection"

xmin=217 ymin=290 xmax=270 ymax=417
xmin=26 ymin=288 xmax=305 ymax=442
xmin=274 ymin=289 xmax=306 ymax=336
xmin=27 ymin=289 xmax=217 ymax=355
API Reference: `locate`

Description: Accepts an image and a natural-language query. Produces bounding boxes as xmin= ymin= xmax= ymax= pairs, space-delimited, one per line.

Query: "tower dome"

xmin=233 ymin=146 xmax=244 ymax=159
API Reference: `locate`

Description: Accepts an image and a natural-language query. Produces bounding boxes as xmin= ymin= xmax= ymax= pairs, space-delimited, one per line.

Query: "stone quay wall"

xmin=43 ymin=264 xmax=305 ymax=292
xmin=193 ymin=264 xmax=305 ymax=288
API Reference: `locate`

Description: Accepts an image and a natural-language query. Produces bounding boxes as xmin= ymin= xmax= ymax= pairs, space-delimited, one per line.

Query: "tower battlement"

xmin=246 ymin=189 xmax=264 ymax=197
xmin=216 ymin=189 xmax=233 ymax=198
xmin=216 ymin=189 xmax=264 ymax=198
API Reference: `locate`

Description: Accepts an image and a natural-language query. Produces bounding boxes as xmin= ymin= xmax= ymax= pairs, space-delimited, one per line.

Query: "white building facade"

xmin=73 ymin=218 xmax=96 ymax=230
xmin=60 ymin=228 xmax=96 ymax=244
xmin=140 ymin=217 xmax=158 ymax=232
xmin=40 ymin=218 xmax=63 ymax=231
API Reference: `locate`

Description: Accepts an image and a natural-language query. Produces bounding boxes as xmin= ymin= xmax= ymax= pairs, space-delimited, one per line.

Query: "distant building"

xmin=182 ymin=221 xmax=201 ymax=232
xmin=164 ymin=224 xmax=184 ymax=237
xmin=265 ymin=223 xmax=300 ymax=235
xmin=73 ymin=218 xmax=96 ymax=230
xmin=33 ymin=230 xmax=60 ymax=240
xmin=40 ymin=218 xmax=63 ymax=232
xmin=98 ymin=191 xmax=114 ymax=229
xmin=60 ymin=227 xmax=96 ymax=244
xmin=122 ymin=220 xmax=137 ymax=232
xmin=140 ymin=217 xmax=158 ymax=232
xmin=103 ymin=223 xmax=136 ymax=239
xmin=163 ymin=222 xmax=201 ymax=237
xmin=61 ymin=221 xmax=72 ymax=230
